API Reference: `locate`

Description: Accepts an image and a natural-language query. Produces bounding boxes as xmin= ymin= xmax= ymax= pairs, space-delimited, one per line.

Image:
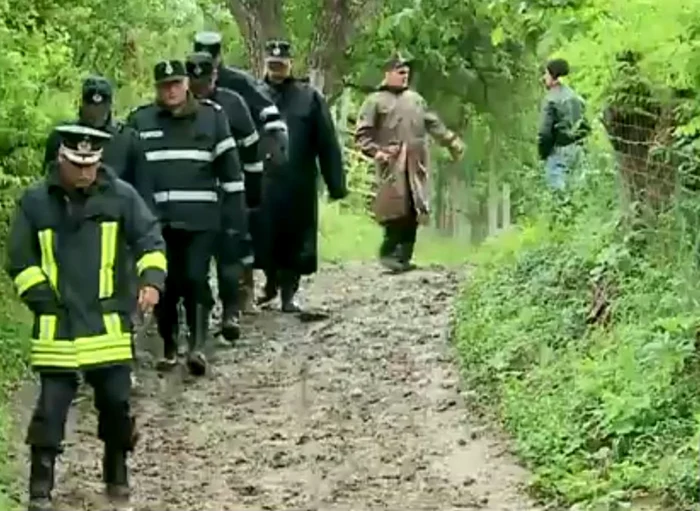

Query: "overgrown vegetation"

xmin=451 ymin=1 xmax=700 ymax=508
xmin=2 ymin=0 xmax=700 ymax=508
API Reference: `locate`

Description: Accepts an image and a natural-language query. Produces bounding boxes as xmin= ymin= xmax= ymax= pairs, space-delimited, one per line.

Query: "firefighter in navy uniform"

xmin=193 ymin=31 xmax=288 ymax=311
xmin=127 ymin=60 xmax=246 ymax=375
xmin=259 ymin=40 xmax=347 ymax=311
xmin=44 ymin=76 xmax=142 ymax=185
xmin=44 ymin=76 xmax=146 ymax=390
xmin=186 ymin=51 xmax=261 ymax=340
xmin=7 ymin=124 xmax=166 ymax=511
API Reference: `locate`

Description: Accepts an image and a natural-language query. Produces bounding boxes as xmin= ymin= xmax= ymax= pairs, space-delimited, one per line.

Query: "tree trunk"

xmin=228 ymin=0 xmax=286 ymax=77
xmin=305 ymin=0 xmax=382 ymax=98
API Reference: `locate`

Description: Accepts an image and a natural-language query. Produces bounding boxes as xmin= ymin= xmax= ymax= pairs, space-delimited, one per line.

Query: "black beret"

xmin=82 ymin=76 xmax=113 ymax=104
xmin=153 ymin=60 xmax=187 ymax=83
xmin=186 ymin=52 xmax=215 ymax=78
xmin=265 ymin=40 xmax=292 ymax=60
xmin=193 ymin=31 xmax=222 ymax=58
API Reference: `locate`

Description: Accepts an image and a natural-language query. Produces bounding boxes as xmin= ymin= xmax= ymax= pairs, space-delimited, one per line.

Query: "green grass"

xmin=318 ymin=200 xmax=473 ymax=265
xmin=453 ymin=199 xmax=700 ymax=509
xmin=0 ymin=293 xmax=31 ymax=511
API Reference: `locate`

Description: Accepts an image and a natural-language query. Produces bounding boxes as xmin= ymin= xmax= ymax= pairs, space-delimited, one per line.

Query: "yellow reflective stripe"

xmin=37 ymin=229 xmax=57 ymax=291
xmin=99 ymin=222 xmax=118 ymax=298
xmin=30 ymin=313 xmax=131 ymax=368
xmin=76 ymin=316 xmax=131 ymax=365
xmin=76 ymin=335 xmax=132 ymax=366
xmin=136 ymin=251 xmax=167 ymax=274
xmin=14 ymin=266 xmax=47 ymax=295
xmin=31 ymin=314 xmax=75 ymax=367
xmin=103 ymin=312 xmax=122 ymax=336
xmin=38 ymin=315 xmax=57 ymax=340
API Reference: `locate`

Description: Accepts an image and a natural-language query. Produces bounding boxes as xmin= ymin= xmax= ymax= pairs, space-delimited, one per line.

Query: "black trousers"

xmin=216 ymin=228 xmax=248 ymax=313
xmin=156 ymin=228 xmax=216 ymax=353
xmin=26 ymin=365 xmax=134 ymax=451
xmin=380 ymin=214 xmax=418 ymax=262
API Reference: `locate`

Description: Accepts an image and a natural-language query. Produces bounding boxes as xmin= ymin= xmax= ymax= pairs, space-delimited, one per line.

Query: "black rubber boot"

xmin=280 ymin=272 xmax=301 ymax=313
xmin=155 ymin=311 xmax=178 ymax=371
xmin=256 ymin=271 xmax=278 ymax=305
xmin=397 ymin=242 xmax=417 ymax=272
xmin=220 ymin=304 xmax=241 ymax=342
xmin=103 ymin=447 xmax=132 ymax=510
xmin=186 ymin=304 xmax=208 ymax=376
xmin=28 ymin=447 xmax=55 ymax=511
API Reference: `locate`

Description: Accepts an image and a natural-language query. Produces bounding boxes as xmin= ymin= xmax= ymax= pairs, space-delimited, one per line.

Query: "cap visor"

xmin=60 ymin=146 xmax=102 ymax=165
xmin=157 ymin=75 xmax=187 ymax=84
xmin=265 ymin=57 xmax=290 ymax=63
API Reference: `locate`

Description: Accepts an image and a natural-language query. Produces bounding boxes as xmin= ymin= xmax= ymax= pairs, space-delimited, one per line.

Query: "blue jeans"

xmin=545 ymin=144 xmax=583 ymax=190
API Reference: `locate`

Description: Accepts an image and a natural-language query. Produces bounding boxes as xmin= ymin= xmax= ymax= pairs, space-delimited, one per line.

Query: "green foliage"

xmin=0 ymin=0 xmax=241 ymax=501
xmin=456 ymin=167 xmax=700 ymax=508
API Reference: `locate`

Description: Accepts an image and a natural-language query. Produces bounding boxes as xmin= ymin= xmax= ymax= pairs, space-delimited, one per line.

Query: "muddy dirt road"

xmin=13 ymin=262 xmax=539 ymax=510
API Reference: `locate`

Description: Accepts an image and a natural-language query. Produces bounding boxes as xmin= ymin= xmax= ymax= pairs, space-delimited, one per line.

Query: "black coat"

xmin=258 ymin=77 xmax=346 ymax=274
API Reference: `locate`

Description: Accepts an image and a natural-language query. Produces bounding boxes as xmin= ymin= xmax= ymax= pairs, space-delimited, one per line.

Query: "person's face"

xmin=543 ymin=69 xmax=556 ymax=89
xmin=156 ymin=78 xmax=189 ymax=107
xmin=58 ymin=155 xmax=99 ymax=189
xmin=384 ymin=65 xmax=410 ymax=87
xmin=189 ymin=74 xmax=215 ymax=98
xmin=266 ymin=59 xmax=291 ymax=82
xmin=81 ymin=102 xmax=110 ymax=127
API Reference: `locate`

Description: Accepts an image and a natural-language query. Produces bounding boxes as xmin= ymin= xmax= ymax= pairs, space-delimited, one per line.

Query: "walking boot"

xmin=220 ymin=304 xmax=241 ymax=342
xmin=28 ymin=447 xmax=55 ymax=511
xmin=397 ymin=242 xmax=417 ymax=272
xmin=186 ymin=304 xmax=208 ymax=376
xmin=240 ymin=268 xmax=258 ymax=314
xmin=103 ymin=447 xmax=133 ymax=511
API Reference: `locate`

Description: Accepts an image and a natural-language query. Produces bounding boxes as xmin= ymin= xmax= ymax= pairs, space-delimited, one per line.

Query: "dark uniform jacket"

xmin=537 ymin=84 xmax=591 ymax=160
xmin=208 ymin=86 xmax=262 ymax=209
xmin=126 ymin=95 xmax=246 ymax=236
xmin=216 ymin=65 xmax=288 ymax=166
xmin=6 ymin=165 xmax=167 ymax=371
xmin=44 ymin=119 xmax=142 ymax=185
xmin=259 ymin=76 xmax=346 ymax=274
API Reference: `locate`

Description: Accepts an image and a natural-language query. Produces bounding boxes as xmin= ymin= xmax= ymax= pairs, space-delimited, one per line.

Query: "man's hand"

xmin=137 ymin=285 xmax=160 ymax=313
xmin=449 ymin=138 xmax=465 ymax=161
xmin=374 ymin=151 xmax=391 ymax=164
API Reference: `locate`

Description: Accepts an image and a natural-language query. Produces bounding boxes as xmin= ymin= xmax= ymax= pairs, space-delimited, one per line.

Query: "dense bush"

xmin=455 ymin=155 xmax=700 ymax=508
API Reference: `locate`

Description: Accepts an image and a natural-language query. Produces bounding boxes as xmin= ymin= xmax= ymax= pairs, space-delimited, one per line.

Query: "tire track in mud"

xmin=13 ymin=262 xmax=540 ymax=510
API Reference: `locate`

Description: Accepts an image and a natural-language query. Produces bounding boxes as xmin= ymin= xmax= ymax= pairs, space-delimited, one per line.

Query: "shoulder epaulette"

xmin=126 ymin=103 xmax=152 ymax=119
xmin=200 ymin=98 xmax=222 ymax=111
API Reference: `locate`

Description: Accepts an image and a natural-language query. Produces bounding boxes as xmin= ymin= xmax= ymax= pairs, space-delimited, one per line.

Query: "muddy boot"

xmin=103 ymin=448 xmax=133 ymax=511
xmin=220 ymin=304 xmax=241 ymax=342
xmin=239 ymin=268 xmax=258 ymax=314
xmin=280 ymin=272 xmax=301 ymax=313
xmin=256 ymin=271 xmax=278 ymax=305
xmin=28 ymin=447 xmax=55 ymax=511
xmin=396 ymin=242 xmax=417 ymax=272
xmin=186 ymin=304 xmax=208 ymax=376
xmin=379 ymin=255 xmax=405 ymax=273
